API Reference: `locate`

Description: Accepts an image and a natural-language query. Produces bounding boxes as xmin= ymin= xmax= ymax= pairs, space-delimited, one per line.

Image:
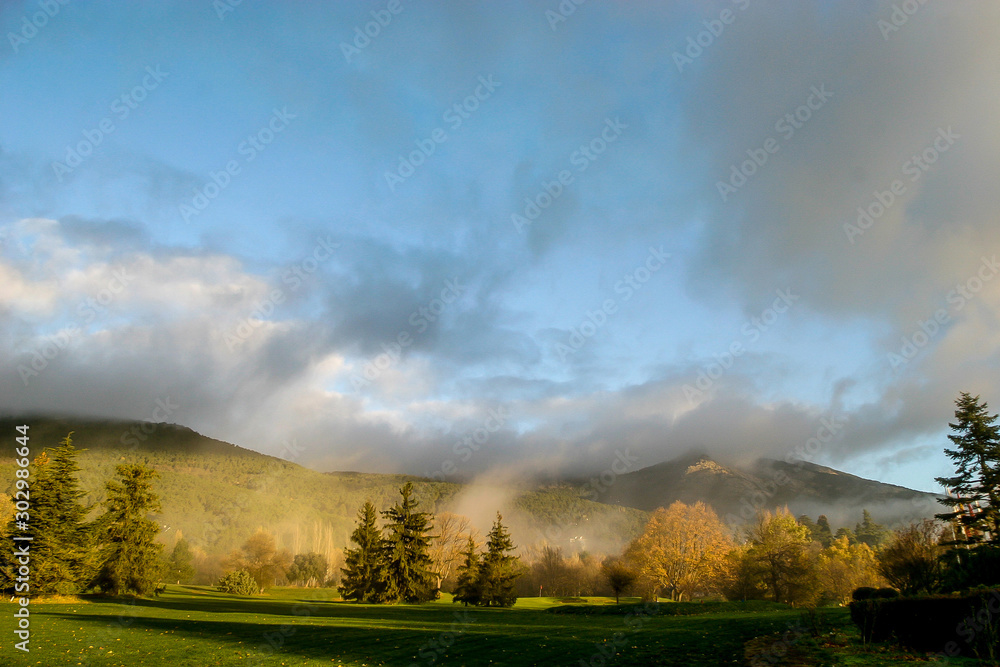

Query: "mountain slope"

xmin=595 ymin=452 xmax=941 ymax=527
xmin=0 ymin=417 xmax=646 ymax=560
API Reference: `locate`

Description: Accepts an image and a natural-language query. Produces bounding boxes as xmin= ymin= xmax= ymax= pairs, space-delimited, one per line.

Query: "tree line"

xmin=592 ymin=391 xmax=1000 ymax=605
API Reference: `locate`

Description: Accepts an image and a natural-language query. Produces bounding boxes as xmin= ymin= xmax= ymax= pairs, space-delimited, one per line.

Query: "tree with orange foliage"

xmin=624 ymin=501 xmax=732 ymax=601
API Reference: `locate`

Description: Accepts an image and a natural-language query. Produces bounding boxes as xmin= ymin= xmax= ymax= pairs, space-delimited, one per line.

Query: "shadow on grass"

xmin=44 ymin=608 xmax=616 ymax=666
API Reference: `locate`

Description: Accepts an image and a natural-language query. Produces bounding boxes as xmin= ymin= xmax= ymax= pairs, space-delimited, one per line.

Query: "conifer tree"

xmin=476 ymin=513 xmax=522 ymax=607
xmin=164 ymin=537 xmax=195 ymax=584
xmin=854 ymin=510 xmax=890 ymax=548
xmin=0 ymin=433 xmax=92 ymax=594
xmin=381 ymin=482 xmax=436 ymax=603
xmin=452 ymin=535 xmax=481 ymax=606
xmin=936 ymin=392 xmax=1000 ymax=544
xmin=814 ymin=515 xmax=834 ymax=548
xmin=92 ymin=464 xmax=163 ymax=596
xmin=339 ymin=501 xmax=386 ymax=602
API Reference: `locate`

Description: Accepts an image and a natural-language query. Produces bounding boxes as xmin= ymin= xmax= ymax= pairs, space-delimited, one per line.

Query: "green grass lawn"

xmin=0 ymin=587 xmax=975 ymax=666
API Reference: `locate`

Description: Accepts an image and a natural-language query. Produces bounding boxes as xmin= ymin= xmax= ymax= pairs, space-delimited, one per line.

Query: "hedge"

xmin=849 ymin=588 xmax=1000 ymax=659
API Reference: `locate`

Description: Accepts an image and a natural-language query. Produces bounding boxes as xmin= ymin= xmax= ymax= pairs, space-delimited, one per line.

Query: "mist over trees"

xmin=5 ymin=391 xmax=997 ymax=612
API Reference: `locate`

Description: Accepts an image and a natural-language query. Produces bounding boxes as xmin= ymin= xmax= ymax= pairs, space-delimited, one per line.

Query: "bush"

xmin=849 ymin=588 xmax=1000 ymax=657
xmin=217 ymin=570 xmax=259 ymax=596
xmin=874 ymin=587 xmax=899 ymax=599
xmin=851 ymin=587 xmax=878 ymax=601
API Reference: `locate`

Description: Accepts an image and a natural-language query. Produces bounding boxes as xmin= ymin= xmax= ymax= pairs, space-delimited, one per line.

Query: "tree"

xmin=719 ymin=543 xmax=768 ymax=602
xmin=854 ymin=510 xmax=890 ymax=549
xmin=877 ymin=520 xmax=943 ymax=595
xmin=600 ymin=556 xmax=637 ymax=604
xmin=164 ymin=537 xmax=195 ymax=584
xmin=815 ymin=536 xmax=883 ymax=604
xmin=624 ymin=501 xmax=732 ymax=601
xmin=428 ymin=512 xmax=473 ymax=592
xmin=340 ymin=501 xmax=386 ymax=602
xmin=935 ymin=392 xmax=1000 ymax=544
xmin=217 ymin=569 xmax=258 ymax=595
xmin=381 ymin=482 xmax=436 ymax=603
xmin=222 ymin=530 xmax=290 ymax=592
xmin=476 ymin=513 xmax=523 ymax=607
xmin=287 ymin=552 xmax=328 ymax=587
xmin=745 ymin=508 xmax=815 ymax=605
xmin=452 ymin=536 xmax=481 ymax=606
xmin=92 ymin=464 xmax=163 ymax=596
xmin=834 ymin=526 xmax=856 ymax=545
xmin=814 ymin=515 xmax=834 ymax=548
xmin=0 ymin=434 xmax=94 ymax=594
xmin=797 ymin=515 xmax=818 ymax=543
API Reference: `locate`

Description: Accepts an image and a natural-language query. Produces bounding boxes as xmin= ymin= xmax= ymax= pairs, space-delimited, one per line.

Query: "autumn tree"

xmin=935 ymin=392 xmax=1000 ymax=544
xmin=815 ymin=535 xmax=883 ymax=604
xmin=719 ymin=543 xmax=768 ymax=602
xmin=381 ymin=482 xmax=436 ymax=603
xmin=877 ymin=520 xmax=943 ymax=594
xmin=745 ymin=508 xmax=815 ymax=605
xmin=428 ymin=512 xmax=473 ymax=592
xmin=600 ymin=556 xmax=637 ymax=604
xmin=339 ymin=501 xmax=386 ymax=602
xmin=92 ymin=464 xmax=163 ymax=596
xmin=625 ymin=501 xmax=732 ymax=601
xmin=225 ymin=530 xmax=291 ymax=592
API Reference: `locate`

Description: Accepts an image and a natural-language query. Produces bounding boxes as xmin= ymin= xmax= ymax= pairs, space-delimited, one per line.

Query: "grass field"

xmin=0 ymin=587 xmax=979 ymax=666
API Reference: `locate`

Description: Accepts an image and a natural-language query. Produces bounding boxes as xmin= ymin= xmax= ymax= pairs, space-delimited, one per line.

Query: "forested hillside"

xmin=0 ymin=417 xmax=647 ymax=567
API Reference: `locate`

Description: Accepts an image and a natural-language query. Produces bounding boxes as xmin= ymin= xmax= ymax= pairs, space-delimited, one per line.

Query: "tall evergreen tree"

xmin=339 ymin=501 xmax=386 ymax=602
xmin=452 ymin=535 xmax=481 ymax=606
xmin=92 ymin=464 xmax=163 ymax=596
xmin=164 ymin=537 xmax=195 ymax=584
xmin=381 ymin=482 xmax=436 ymax=603
xmin=854 ymin=510 xmax=890 ymax=549
xmin=0 ymin=433 xmax=93 ymax=594
xmin=935 ymin=392 xmax=1000 ymax=544
xmin=476 ymin=513 xmax=522 ymax=607
xmin=814 ymin=515 xmax=834 ymax=548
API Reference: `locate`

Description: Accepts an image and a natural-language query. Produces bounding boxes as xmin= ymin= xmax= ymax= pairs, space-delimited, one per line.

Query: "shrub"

xmin=851 ymin=587 xmax=878 ymax=601
xmin=874 ymin=587 xmax=899 ymax=599
xmin=217 ymin=570 xmax=259 ymax=596
xmin=849 ymin=588 xmax=1000 ymax=657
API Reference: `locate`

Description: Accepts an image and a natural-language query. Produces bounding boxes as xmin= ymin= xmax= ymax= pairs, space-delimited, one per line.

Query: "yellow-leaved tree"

xmin=815 ymin=535 xmax=883 ymax=604
xmin=625 ymin=501 xmax=732 ymax=601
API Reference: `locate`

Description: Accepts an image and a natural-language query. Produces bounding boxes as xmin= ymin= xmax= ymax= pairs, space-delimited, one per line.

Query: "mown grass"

xmin=0 ymin=586 xmax=982 ymax=666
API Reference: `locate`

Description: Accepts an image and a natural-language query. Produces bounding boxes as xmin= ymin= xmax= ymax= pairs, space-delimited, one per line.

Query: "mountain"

xmin=592 ymin=452 xmax=941 ymax=529
xmin=0 ymin=416 xmax=646 ymax=562
xmin=0 ymin=417 xmax=940 ymax=571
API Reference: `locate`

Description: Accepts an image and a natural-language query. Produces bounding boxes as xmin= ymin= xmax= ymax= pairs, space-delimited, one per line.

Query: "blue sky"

xmin=2 ymin=0 xmax=999 ymax=493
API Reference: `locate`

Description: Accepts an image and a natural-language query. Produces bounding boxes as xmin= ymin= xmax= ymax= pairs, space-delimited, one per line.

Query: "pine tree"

xmin=476 ymin=513 xmax=522 ymax=607
xmin=381 ymin=483 xmax=436 ymax=603
xmin=92 ymin=464 xmax=163 ymax=596
xmin=935 ymin=392 xmax=1000 ymax=544
xmin=339 ymin=501 xmax=386 ymax=602
xmin=164 ymin=537 xmax=195 ymax=584
xmin=814 ymin=515 xmax=834 ymax=548
xmin=0 ymin=433 xmax=93 ymax=594
xmin=854 ymin=510 xmax=890 ymax=548
xmin=452 ymin=535 xmax=481 ymax=606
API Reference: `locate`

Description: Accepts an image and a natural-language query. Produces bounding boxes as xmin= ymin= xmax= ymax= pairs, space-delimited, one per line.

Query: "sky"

xmin=2 ymin=1 xmax=999 ymax=493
